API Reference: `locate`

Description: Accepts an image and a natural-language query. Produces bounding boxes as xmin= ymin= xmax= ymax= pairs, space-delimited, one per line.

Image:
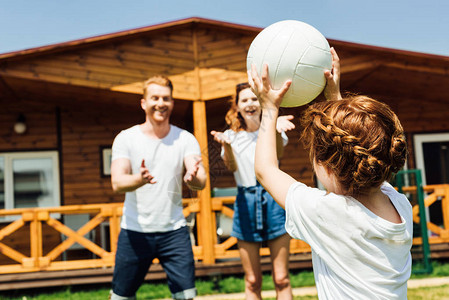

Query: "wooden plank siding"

xmin=0 ymin=107 xmax=57 ymax=150
xmin=0 ymin=24 xmax=258 ymax=101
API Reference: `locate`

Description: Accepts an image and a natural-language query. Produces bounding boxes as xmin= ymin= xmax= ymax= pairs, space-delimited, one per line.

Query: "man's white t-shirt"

xmin=222 ymin=129 xmax=288 ymax=187
xmin=285 ymin=182 xmax=413 ymax=300
xmin=111 ymin=124 xmax=201 ymax=233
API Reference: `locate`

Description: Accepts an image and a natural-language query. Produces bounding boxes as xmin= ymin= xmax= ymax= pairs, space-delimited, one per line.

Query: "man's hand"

xmin=140 ymin=159 xmax=156 ymax=184
xmin=111 ymin=158 xmax=156 ymax=193
xmin=183 ymin=156 xmax=206 ymax=190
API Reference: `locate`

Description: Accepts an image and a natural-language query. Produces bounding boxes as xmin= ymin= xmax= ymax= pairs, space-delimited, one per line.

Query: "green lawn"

xmin=0 ymin=261 xmax=448 ymax=299
xmin=266 ymin=285 xmax=449 ymax=300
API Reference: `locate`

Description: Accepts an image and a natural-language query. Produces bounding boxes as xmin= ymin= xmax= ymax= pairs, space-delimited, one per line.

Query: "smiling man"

xmin=109 ymin=75 xmax=206 ymax=300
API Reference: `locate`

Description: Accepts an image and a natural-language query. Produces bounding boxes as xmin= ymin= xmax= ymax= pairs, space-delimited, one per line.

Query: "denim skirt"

xmin=231 ymin=182 xmax=287 ymax=242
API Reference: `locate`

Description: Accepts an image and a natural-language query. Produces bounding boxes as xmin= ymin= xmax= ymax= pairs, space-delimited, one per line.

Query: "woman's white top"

xmin=222 ymin=129 xmax=288 ymax=187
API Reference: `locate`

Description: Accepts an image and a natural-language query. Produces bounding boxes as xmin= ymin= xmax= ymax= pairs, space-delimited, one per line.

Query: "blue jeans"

xmin=112 ymin=226 xmax=196 ymax=299
xmin=231 ymin=182 xmax=287 ymax=242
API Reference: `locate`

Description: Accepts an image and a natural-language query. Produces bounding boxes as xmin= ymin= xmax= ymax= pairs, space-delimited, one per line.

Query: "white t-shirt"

xmin=111 ymin=124 xmax=201 ymax=233
xmin=285 ymin=182 xmax=413 ymax=300
xmin=222 ymin=129 xmax=288 ymax=187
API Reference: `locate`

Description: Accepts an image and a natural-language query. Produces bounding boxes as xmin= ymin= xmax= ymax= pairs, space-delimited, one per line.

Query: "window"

xmin=414 ymin=132 xmax=449 ymax=186
xmin=100 ymin=147 xmax=112 ymax=177
xmin=0 ymin=151 xmax=60 ymax=213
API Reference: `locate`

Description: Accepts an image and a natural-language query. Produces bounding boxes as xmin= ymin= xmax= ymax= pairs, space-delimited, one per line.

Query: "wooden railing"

xmin=0 ymin=203 xmax=122 ymax=274
xmin=402 ymin=184 xmax=449 ymax=244
xmin=0 ymin=184 xmax=448 ymax=274
xmin=210 ymin=196 xmax=310 ymax=260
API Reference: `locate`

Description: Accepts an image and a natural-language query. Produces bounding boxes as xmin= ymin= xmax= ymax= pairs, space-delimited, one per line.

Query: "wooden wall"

xmin=0 ymin=102 xmax=57 ymax=150
xmin=0 ymin=98 xmax=58 ymax=263
xmin=60 ymin=107 xmax=134 ymax=205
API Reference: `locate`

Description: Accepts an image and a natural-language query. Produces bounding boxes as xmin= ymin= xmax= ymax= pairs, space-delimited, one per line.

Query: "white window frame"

xmin=413 ymin=132 xmax=449 ymax=186
xmin=0 ymin=151 xmax=60 ymax=215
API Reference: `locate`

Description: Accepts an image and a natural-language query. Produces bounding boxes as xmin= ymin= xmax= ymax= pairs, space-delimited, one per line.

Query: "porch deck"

xmin=0 ymin=253 xmax=313 ymax=291
xmin=0 ymin=184 xmax=448 ymax=291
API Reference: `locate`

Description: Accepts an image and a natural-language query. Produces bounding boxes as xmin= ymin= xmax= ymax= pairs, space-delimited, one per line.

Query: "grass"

xmin=0 ymin=261 xmax=448 ymax=299
xmin=407 ymin=285 xmax=449 ymax=300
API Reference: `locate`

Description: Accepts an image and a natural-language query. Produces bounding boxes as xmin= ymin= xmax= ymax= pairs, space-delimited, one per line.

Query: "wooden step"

xmin=0 ymin=253 xmax=312 ymax=291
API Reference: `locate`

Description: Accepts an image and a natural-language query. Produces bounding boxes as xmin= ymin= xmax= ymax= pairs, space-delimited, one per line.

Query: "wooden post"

xmin=192 ymin=100 xmax=216 ymax=264
xmin=110 ymin=205 xmax=121 ymax=253
xmin=30 ymin=212 xmax=43 ymax=267
xmin=443 ymin=185 xmax=449 ymax=236
xmin=191 ymin=26 xmax=216 ymax=264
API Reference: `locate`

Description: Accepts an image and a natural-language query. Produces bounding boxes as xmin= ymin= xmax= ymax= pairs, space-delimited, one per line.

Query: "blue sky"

xmin=1 ymin=0 xmax=448 ymax=56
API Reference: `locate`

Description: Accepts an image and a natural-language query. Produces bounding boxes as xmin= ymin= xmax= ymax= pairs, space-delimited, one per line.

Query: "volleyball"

xmin=247 ymin=20 xmax=332 ymax=107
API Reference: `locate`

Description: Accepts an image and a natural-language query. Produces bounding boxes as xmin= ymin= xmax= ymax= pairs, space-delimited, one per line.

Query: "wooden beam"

xmin=0 ymin=242 xmax=27 ymax=263
xmin=63 ymin=49 xmax=195 ymax=72
xmin=0 ymin=219 xmax=25 ymax=240
xmin=340 ymin=68 xmax=380 ymax=91
xmin=0 ymin=76 xmax=21 ymax=101
xmin=192 ymin=27 xmax=216 ymax=264
xmin=341 ymin=60 xmax=383 ymax=74
xmin=199 ymin=68 xmax=247 ymax=100
xmin=384 ymin=61 xmax=449 ymax=75
xmin=30 ymin=217 xmax=43 ymax=265
xmin=118 ymin=41 xmax=195 ymax=60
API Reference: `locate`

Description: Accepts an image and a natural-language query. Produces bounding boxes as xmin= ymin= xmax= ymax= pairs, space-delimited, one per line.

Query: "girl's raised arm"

xmin=250 ymin=64 xmax=296 ymax=208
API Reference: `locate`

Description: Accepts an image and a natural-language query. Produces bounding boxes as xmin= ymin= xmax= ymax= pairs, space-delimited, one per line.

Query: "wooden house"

xmin=0 ymin=17 xmax=449 ymax=286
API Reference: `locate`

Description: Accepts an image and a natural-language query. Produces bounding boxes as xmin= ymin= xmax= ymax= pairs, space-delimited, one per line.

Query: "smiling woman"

xmin=209 ymin=82 xmax=296 ymax=299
